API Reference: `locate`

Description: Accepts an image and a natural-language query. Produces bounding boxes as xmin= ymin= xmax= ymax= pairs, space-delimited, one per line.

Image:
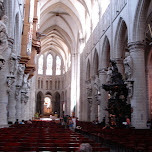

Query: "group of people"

xmin=60 ymin=115 xmax=77 ymax=131
xmin=14 ymin=119 xmax=32 ymax=125
xmin=92 ymin=115 xmax=131 ymax=129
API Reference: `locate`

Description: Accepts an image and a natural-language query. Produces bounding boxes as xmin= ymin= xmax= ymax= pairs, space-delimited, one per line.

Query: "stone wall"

xmin=80 ymin=0 xmax=151 ymax=128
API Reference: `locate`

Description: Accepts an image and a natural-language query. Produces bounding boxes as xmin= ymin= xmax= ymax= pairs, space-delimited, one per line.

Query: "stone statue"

xmin=17 ymin=64 xmax=25 ymax=86
xmin=123 ymin=52 xmax=133 ymax=80
xmin=9 ymin=52 xmax=17 ymax=75
xmin=86 ymin=82 xmax=92 ymax=97
xmin=106 ymin=67 xmax=112 ymax=84
xmin=21 ymin=92 xmax=29 ymax=104
xmin=15 ymin=86 xmax=20 ymax=102
xmin=110 ymin=60 xmax=124 ymax=84
xmin=0 ymin=15 xmax=8 ymax=54
xmin=94 ymin=75 xmax=100 ymax=95
xmin=22 ymin=73 xmax=29 ymax=92
xmin=7 ymin=77 xmax=15 ymax=96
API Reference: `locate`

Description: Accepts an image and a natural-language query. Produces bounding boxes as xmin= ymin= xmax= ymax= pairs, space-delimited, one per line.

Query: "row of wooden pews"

xmin=77 ymin=121 xmax=152 ymax=151
xmin=0 ymin=120 xmax=110 ymax=151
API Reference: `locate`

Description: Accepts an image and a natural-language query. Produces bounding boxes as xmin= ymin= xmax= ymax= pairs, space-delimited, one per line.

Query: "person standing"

xmin=72 ymin=115 xmax=76 ymax=131
xmin=126 ymin=116 xmax=131 ymax=128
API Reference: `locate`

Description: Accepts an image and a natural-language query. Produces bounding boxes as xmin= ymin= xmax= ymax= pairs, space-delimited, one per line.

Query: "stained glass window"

xmin=38 ymin=55 xmax=43 ymax=74
xmin=56 ymin=56 xmax=61 ymax=75
xmin=44 ymin=97 xmax=51 ymax=108
xmin=46 ymin=54 xmax=53 ymax=75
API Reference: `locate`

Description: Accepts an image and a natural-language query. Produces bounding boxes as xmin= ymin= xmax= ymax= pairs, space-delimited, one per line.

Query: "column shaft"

xmin=128 ymin=41 xmax=147 ymax=128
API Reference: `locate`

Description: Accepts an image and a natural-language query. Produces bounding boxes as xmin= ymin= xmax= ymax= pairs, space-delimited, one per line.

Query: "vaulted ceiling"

xmin=38 ymin=0 xmax=110 ymax=71
xmin=39 ymin=0 xmax=93 ymax=69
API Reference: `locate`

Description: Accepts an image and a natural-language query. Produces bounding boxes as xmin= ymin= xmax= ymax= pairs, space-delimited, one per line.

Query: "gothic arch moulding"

xmin=133 ymin=0 xmax=151 ymax=41
xmin=101 ymin=36 xmax=110 ymax=69
xmin=114 ymin=17 xmax=128 ymax=59
xmin=14 ymin=12 xmax=20 ymax=55
xmin=45 ymin=92 xmax=52 ymax=96
xmin=93 ymin=48 xmax=99 ymax=76
xmin=86 ymin=59 xmax=91 ymax=81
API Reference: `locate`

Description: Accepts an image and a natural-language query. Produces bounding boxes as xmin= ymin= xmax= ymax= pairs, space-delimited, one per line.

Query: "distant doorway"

xmin=36 ymin=91 xmax=43 ymax=115
xmin=54 ymin=92 xmax=60 ymax=118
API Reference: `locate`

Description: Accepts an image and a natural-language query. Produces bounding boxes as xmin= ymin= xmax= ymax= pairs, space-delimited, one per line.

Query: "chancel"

xmin=0 ymin=0 xmax=152 ymax=151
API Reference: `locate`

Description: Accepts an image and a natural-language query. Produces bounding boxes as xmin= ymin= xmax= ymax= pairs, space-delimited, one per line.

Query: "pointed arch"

xmin=56 ymin=55 xmax=62 ymax=75
xmin=86 ymin=59 xmax=91 ymax=80
xmin=101 ymin=36 xmax=110 ymax=68
xmin=93 ymin=49 xmax=99 ymax=76
xmin=54 ymin=92 xmax=61 ymax=117
xmin=36 ymin=91 xmax=44 ymax=115
xmin=14 ymin=12 xmax=20 ymax=55
xmin=114 ymin=17 xmax=128 ymax=59
xmin=133 ymin=0 xmax=151 ymax=41
xmin=46 ymin=53 xmax=53 ymax=75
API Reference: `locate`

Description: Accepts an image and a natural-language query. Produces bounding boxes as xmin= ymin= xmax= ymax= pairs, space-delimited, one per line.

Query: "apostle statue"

xmin=9 ymin=52 xmax=17 ymax=75
xmin=123 ymin=52 xmax=133 ymax=80
xmin=94 ymin=75 xmax=100 ymax=95
xmin=106 ymin=67 xmax=112 ymax=84
xmin=17 ymin=64 xmax=25 ymax=87
xmin=0 ymin=15 xmax=8 ymax=54
xmin=86 ymin=82 xmax=92 ymax=97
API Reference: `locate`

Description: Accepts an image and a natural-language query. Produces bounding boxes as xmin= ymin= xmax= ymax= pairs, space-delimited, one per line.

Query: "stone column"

xmin=128 ymin=41 xmax=147 ymax=128
xmin=0 ymin=3 xmax=10 ymax=125
xmin=21 ymin=92 xmax=28 ymax=121
xmin=98 ymin=69 xmax=108 ymax=122
xmin=91 ymin=76 xmax=97 ymax=121
xmin=7 ymin=76 xmax=16 ymax=123
xmin=15 ymin=86 xmax=21 ymax=121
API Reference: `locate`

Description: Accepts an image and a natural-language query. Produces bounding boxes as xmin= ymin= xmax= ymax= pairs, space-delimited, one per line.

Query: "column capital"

xmin=128 ymin=41 xmax=145 ymax=52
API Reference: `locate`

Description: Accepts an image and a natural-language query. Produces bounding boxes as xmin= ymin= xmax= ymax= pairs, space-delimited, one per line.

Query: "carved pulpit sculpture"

xmin=102 ymin=60 xmax=131 ymax=127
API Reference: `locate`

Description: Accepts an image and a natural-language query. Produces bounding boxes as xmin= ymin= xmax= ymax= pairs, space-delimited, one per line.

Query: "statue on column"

xmin=86 ymin=81 xmax=92 ymax=97
xmin=0 ymin=15 xmax=8 ymax=54
xmin=15 ymin=86 xmax=20 ymax=102
xmin=21 ymin=92 xmax=29 ymax=104
xmin=7 ymin=77 xmax=15 ymax=96
xmin=17 ymin=64 xmax=25 ymax=86
xmin=123 ymin=52 xmax=133 ymax=80
xmin=22 ymin=73 xmax=29 ymax=92
xmin=9 ymin=52 xmax=17 ymax=75
xmin=94 ymin=75 xmax=101 ymax=95
xmin=106 ymin=67 xmax=112 ymax=84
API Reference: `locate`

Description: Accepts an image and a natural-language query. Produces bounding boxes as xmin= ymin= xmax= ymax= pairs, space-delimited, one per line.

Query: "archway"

xmin=54 ymin=92 xmax=61 ymax=117
xmin=93 ymin=49 xmax=99 ymax=76
xmin=115 ymin=17 xmax=128 ymax=75
xmin=36 ymin=91 xmax=44 ymax=115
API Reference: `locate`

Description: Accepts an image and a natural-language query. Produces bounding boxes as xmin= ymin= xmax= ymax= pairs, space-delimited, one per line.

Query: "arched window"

xmin=56 ymin=56 xmax=61 ymax=75
xmin=44 ymin=97 xmax=51 ymax=108
xmin=38 ymin=55 xmax=43 ymax=74
xmin=46 ymin=54 xmax=53 ymax=75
